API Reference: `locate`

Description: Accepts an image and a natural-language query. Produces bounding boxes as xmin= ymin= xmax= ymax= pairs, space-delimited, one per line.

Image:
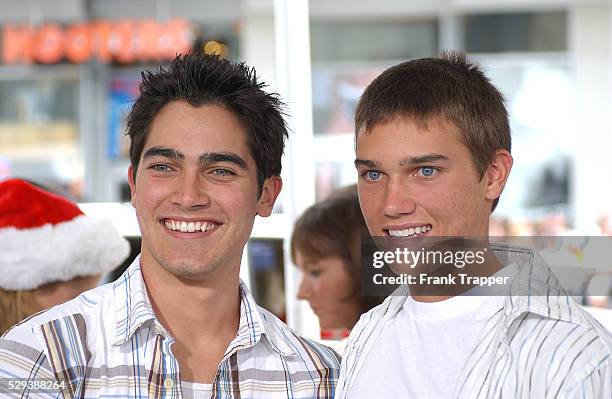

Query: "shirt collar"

xmin=231 ymin=281 xmax=296 ymax=356
xmin=113 ymin=256 xmax=166 ymax=345
xmin=112 ymin=256 xmax=295 ymax=356
xmin=492 ymin=243 xmax=593 ymax=330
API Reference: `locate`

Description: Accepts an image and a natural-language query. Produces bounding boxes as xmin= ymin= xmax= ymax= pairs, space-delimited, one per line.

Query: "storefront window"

xmin=310 ymin=19 xmax=438 ymax=135
xmin=0 ymin=78 xmax=82 ymax=199
xmin=310 ymin=18 xmax=438 ymax=199
xmin=311 ymin=19 xmax=438 ymax=63
xmin=464 ymin=11 xmax=567 ymax=53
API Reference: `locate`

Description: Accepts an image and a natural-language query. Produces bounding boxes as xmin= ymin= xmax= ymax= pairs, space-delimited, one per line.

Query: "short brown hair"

xmin=291 ymin=185 xmax=383 ymax=314
xmin=355 ymin=51 xmax=511 ymax=210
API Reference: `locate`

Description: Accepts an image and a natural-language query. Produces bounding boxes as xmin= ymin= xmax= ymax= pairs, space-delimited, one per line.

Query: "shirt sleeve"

xmin=0 ymin=325 xmax=61 ymax=398
xmin=335 ymin=309 xmax=375 ymax=399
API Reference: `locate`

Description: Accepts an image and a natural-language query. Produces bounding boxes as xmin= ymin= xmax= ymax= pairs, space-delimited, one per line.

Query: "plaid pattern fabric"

xmin=0 ymin=257 xmax=340 ymax=398
xmin=336 ymin=244 xmax=612 ymax=399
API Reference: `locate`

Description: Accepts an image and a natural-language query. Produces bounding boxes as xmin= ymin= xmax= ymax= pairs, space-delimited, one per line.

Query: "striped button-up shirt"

xmin=337 ymin=243 xmax=612 ymax=398
xmin=0 ymin=257 xmax=340 ymax=398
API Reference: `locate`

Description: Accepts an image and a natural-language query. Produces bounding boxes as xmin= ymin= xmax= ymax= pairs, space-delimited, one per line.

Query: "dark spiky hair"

xmin=126 ymin=52 xmax=288 ymax=196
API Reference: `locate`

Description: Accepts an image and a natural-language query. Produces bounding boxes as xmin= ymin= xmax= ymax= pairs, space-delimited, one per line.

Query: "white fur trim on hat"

xmin=0 ymin=215 xmax=131 ymax=291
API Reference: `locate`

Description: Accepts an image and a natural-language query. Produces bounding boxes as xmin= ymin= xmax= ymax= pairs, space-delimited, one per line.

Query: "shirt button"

xmin=164 ymin=378 xmax=174 ymax=390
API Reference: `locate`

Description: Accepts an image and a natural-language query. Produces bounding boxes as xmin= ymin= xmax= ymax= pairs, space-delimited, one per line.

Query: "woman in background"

xmin=0 ymin=179 xmax=130 ymax=334
xmin=291 ymin=185 xmax=383 ymax=341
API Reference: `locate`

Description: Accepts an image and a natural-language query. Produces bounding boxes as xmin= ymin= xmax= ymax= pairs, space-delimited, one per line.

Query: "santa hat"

xmin=0 ymin=179 xmax=130 ymax=291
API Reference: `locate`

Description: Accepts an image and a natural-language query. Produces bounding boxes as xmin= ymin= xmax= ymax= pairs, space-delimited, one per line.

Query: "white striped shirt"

xmin=337 ymin=244 xmax=612 ymax=398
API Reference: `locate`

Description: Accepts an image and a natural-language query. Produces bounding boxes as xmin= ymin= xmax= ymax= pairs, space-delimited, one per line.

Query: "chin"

xmin=172 ymin=262 xmax=221 ymax=279
xmin=156 ymin=254 xmax=220 ymax=279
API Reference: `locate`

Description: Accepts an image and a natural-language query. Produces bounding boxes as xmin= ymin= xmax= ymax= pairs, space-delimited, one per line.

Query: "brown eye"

xmin=151 ymin=164 xmax=172 ymax=172
xmin=309 ymin=270 xmax=322 ymax=278
xmin=212 ymin=168 xmax=236 ymax=176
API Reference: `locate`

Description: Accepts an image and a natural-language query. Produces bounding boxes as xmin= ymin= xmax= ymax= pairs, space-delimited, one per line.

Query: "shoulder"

xmin=509 ymin=305 xmax=612 ymax=393
xmin=511 ymin=300 xmax=612 ymax=355
xmin=257 ymin=306 xmax=341 ymax=371
xmin=1 ymin=282 xmax=116 ymax=390
xmin=4 ymin=281 xmax=114 ymax=337
xmin=2 ymin=282 xmax=115 ymax=362
xmin=0 ymin=331 xmax=56 ymax=393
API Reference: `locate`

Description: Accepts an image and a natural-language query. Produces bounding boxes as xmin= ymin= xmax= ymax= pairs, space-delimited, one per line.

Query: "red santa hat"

xmin=0 ymin=178 xmax=130 ymax=291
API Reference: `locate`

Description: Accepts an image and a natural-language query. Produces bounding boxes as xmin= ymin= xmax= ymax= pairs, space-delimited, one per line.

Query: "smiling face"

xmin=128 ymin=101 xmax=281 ymax=281
xmin=355 ymin=116 xmax=510 ymax=239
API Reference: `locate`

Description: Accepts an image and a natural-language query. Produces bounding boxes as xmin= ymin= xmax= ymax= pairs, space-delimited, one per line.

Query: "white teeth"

xmin=388 ymin=225 xmax=431 ymax=238
xmin=165 ymin=219 xmax=218 ymax=233
xmin=389 ymin=230 xmax=407 ymax=237
xmin=203 ymin=222 xmax=217 ymax=232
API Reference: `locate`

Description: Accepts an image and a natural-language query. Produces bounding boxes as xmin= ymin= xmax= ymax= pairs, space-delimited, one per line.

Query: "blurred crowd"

xmin=490 ymin=212 xmax=612 ymax=236
xmin=490 ymin=212 xmax=612 ymax=310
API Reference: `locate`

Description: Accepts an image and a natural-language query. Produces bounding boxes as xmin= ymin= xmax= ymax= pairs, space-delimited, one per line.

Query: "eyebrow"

xmin=142 ymin=147 xmax=248 ymax=170
xmin=354 ymin=159 xmax=381 ymax=168
xmin=199 ymin=152 xmax=248 ymax=170
xmin=142 ymin=147 xmax=184 ymax=160
xmin=354 ymin=154 xmax=449 ymax=168
xmin=399 ymin=154 xmax=449 ymax=166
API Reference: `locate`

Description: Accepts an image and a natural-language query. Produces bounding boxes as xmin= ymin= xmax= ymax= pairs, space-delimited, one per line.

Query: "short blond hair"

xmin=0 ymin=288 xmax=40 ymax=334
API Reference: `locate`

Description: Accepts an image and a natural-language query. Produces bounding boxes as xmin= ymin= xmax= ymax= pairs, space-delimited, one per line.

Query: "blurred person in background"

xmin=292 ymin=185 xmax=384 ymax=341
xmin=598 ymin=213 xmax=612 ymax=236
xmin=0 ymin=178 xmax=130 ymax=334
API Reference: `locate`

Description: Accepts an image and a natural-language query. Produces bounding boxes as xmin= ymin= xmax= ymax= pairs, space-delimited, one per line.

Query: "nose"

xmin=383 ymin=177 xmax=416 ymax=217
xmin=297 ymin=276 xmax=312 ymax=300
xmin=171 ymin=170 xmax=211 ymax=210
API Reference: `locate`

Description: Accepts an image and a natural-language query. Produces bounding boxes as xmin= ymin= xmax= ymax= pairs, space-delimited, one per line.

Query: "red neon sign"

xmin=1 ymin=18 xmax=194 ymax=65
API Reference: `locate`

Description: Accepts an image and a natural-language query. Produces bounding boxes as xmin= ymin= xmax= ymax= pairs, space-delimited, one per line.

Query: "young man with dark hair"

xmin=337 ymin=52 xmax=611 ymax=398
xmin=0 ymin=53 xmax=340 ymax=398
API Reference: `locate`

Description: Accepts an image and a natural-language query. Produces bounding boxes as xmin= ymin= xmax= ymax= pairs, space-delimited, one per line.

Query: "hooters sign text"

xmin=1 ymin=18 xmax=194 ymax=65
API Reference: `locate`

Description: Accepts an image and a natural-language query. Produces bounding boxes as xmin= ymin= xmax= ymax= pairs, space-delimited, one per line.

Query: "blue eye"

xmin=418 ymin=167 xmax=437 ymax=177
xmin=364 ymin=170 xmax=382 ymax=181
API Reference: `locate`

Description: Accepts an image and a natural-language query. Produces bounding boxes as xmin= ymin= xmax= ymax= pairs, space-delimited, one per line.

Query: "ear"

xmin=127 ymin=165 xmax=137 ymax=207
xmin=256 ymin=176 xmax=283 ymax=217
xmin=484 ymin=149 xmax=513 ymax=202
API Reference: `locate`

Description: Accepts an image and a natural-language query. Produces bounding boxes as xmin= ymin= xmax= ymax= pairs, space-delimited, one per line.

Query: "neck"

xmin=139 ymin=254 xmax=241 ymax=342
xmin=138 ymin=252 xmax=244 ymax=383
xmin=411 ymin=239 xmax=504 ymax=303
